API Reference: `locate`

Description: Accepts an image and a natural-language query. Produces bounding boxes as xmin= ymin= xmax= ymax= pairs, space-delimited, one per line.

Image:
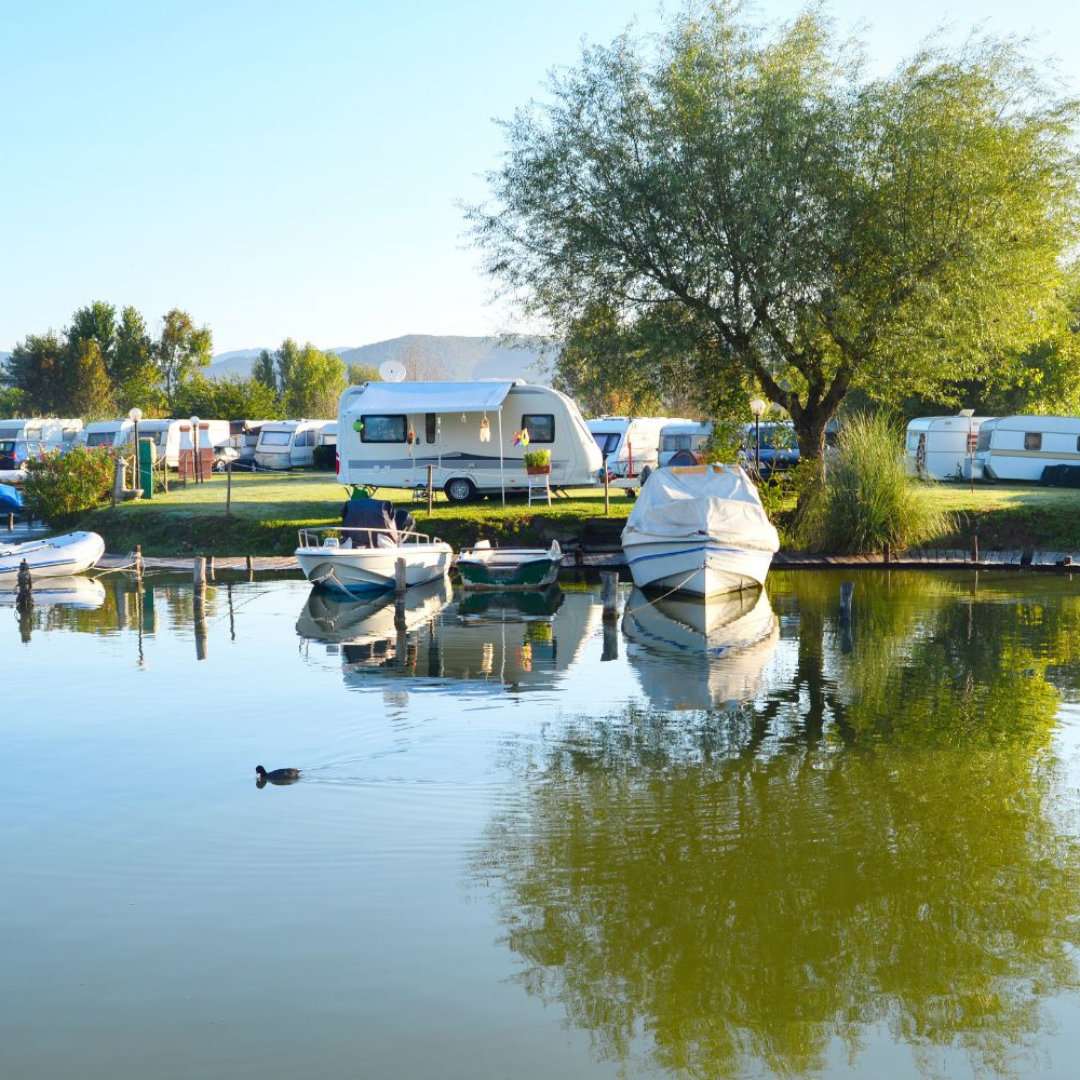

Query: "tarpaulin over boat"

xmin=342 ymin=381 xmax=515 ymax=415
xmin=624 ymin=465 xmax=780 ymax=553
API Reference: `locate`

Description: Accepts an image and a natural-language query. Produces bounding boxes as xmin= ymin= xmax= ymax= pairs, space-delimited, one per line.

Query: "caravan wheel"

xmin=444 ymin=477 xmax=476 ymax=504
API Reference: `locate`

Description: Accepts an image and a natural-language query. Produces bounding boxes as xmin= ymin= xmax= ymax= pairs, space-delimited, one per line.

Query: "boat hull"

xmin=622 ymin=537 xmax=773 ymax=597
xmin=0 ymin=531 xmax=105 ymax=579
xmin=295 ymin=542 xmax=452 ymax=596
xmin=456 ymin=549 xmax=562 ymax=591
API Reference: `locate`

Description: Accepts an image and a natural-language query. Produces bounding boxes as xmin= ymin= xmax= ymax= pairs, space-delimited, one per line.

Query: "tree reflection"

xmin=477 ymin=572 xmax=1080 ymax=1078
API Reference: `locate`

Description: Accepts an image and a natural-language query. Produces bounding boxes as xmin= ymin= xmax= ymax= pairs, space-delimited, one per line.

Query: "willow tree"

xmin=468 ymin=1 xmax=1080 ymax=458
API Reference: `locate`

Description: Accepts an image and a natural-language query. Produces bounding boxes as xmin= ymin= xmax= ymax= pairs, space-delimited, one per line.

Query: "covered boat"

xmin=621 ymin=464 xmax=778 ymax=597
xmin=0 ymin=483 xmax=23 ymax=514
xmin=0 ymin=530 xmax=106 ymax=579
xmin=295 ymin=498 xmax=452 ymax=596
xmin=456 ymin=540 xmax=562 ymax=590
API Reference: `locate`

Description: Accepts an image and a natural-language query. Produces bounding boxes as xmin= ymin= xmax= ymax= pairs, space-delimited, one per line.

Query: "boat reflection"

xmin=0 ymin=575 xmax=107 ymax=610
xmin=297 ymin=585 xmax=604 ymax=694
xmin=622 ymin=587 xmax=779 ymax=709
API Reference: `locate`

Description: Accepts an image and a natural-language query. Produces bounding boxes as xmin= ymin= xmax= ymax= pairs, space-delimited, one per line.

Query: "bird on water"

xmin=255 ymin=765 xmax=301 ymax=786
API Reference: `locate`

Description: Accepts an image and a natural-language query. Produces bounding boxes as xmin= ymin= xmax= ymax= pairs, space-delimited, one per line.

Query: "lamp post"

xmin=749 ymin=398 xmax=767 ymax=477
xmin=190 ymin=416 xmax=200 ymax=483
xmin=128 ymin=407 xmax=143 ymax=496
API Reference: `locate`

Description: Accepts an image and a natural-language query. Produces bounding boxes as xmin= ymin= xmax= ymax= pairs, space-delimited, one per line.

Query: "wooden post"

xmin=883 ymin=541 xmax=891 ymax=565
xmin=395 ymin=557 xmax=407 ymax=596
xmin=7 ymin=513 xmax=13 ymax=531
xmin=208 ymin=555 xmax=216 ymax=581
xmin=16 ymin=559 xmax=32 ymax=606
xmin=134 ymin=544 xmax=143 ymax=582
xmin=601 ymin=619 xmax=619 ymax=662
xmin=601 ymin=571 xmax=619 ymax=620
xmin=246 ymin=554 xmax=254 ymax=581
xmin=427 ymin=464 xmax=434 ymax=515
xmin=226 ymin=459 xmax=232 ymax=517
xmin=604 ymin=468 xmax=610 ymax=516
xmin=972 ymin=535 xmax=980 ymax=564
xmin=839 ymin=580 xmax=854 ymax=623
xmin=394 ymin=557 xmax=407 ymax=629
xmin=193 ymin=556 xmax=207 ymax=589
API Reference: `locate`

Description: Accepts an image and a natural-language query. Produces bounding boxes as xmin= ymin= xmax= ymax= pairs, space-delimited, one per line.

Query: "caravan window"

xmin=261 ymin=430 xmax=292 ymax=446
xmin=522 ymin=414 xmax=554 ymax=443
xmin=361 ymin=415 xmax=407 ymax=443
xmin=593 ymin=432 xmax=620 ymax=457
xmin=664 ymin=434 xmax=691 ymax=452
xmin=425 ymin=414 xmax=437 ymax=443
xmin=1024 ymin=432 xmax=1042 ymax=451
xmin=85 ymin=432 xmax=115 ymax=447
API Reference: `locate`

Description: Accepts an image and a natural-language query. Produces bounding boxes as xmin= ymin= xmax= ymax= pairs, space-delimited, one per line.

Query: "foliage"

xmin=22 ymin=446 xmax=115 ymax=526
xmin=64 ymin=338 xmax=116 ymax=419
xmin=312 ymin=444 xmax=337 ymax=471
xmin=347 ymin=363 xmax=381 ymax=385
xmin=156 ymin=308 xmax=213 ymax=410
xmin=255 ymin=339 xmax=346 ymax=417
xmin=469 ymin=2 xmax=1080 ymax=459
xmin=796 ymin=412 xmax=952 ymax=553
xmin=524 ymin=447 xmax=551 ymax=468
xmin=0 ymin=387 xmax=29 ymax=419
xmin=173 ymin=372 xmax=282 ymax=420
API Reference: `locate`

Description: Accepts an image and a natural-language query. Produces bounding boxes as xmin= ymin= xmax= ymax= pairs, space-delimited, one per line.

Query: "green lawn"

xmin=76 ymin=471 xmax=1080 ymax=556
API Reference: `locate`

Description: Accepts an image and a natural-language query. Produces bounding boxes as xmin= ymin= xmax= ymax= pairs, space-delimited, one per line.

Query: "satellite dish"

xmin=379 ymin=360 xmax=407 ymax=383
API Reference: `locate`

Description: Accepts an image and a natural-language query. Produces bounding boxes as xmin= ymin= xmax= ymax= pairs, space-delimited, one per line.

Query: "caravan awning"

xmin=343 ymin=381 xmax=515 ymax=414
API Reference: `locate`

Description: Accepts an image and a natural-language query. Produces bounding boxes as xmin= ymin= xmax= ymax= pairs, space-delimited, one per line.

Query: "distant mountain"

xmin=206 ymin=335 xmax=554 ymax=384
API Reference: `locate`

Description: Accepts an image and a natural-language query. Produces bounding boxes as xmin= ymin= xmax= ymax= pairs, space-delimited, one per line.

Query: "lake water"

xmin=5 ymin=568 xmax=1080 ymax=1079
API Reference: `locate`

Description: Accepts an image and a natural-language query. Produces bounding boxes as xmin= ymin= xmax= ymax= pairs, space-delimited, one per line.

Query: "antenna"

xmin=379 ymin=360 xmax=407 ymax=383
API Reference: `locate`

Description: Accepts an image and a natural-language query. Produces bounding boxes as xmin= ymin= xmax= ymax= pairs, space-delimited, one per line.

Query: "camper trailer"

xmin=972 ymin=415 xmax=1080 ymax=482
xmin=227 ymin=420 xmax=268 ymax=466
xmin=253 ymin=419 xmax=333 ymax=470
xmin=587 ymin=416 xmax=692 ymax=479
xmin=658 ymin=421 xmax=714 ymax=466
xmin=77 ymin=419 xmax=135 ymax=449
xmin=337 ymin=380 xmax=603 ymax=502
xmin=0 ymin=417 xmax=82 ymax=448
xmin=905 ymin=415 xmax=988 ymax=480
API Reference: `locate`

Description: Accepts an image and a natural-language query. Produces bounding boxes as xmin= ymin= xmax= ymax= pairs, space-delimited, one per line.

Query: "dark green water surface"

xmin=4 ymin=568 xmax=1080 ymax=1079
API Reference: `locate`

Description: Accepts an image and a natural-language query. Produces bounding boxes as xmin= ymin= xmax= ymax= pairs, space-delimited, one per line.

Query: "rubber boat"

xmin=621 ymin=464 xmax=779 ymax=597
xmin=295 ymin=498 xmax=452 ymax=596
xmin=0 ymin=530 xmax=105 ymax=579
xmin=456 ymin=540 xmax=562 ymax=591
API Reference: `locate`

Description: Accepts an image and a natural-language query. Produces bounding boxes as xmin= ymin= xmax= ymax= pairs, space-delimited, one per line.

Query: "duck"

xmin=255 ymin=765 xmax=301 ymax=786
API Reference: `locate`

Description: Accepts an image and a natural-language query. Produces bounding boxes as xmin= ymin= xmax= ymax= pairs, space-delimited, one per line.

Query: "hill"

xmin=206 ymin=335 xmax=554 ymax=383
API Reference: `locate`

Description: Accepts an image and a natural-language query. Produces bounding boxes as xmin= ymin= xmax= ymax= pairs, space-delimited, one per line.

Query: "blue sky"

xmin=3 ymin=0 xmax=1079 ymax=355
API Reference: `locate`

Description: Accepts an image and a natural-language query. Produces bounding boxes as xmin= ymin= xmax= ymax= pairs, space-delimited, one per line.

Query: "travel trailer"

xmin=0 ymin=417 xmax=82 ymax=448
xmin=253 ymin=419 xmax=333 ymax=470
xmin=227 ymin=420 xmax=268 ymax=466
xmin=972 ymin=415 xmax=1080 ymax=482
xmin=658 ymin=421 xmax=714 ymax=466
xmin=904 ymin=415 xmax=989 ymax=480
xmin=587 ymin=416 xmax=692 ymax=479
xmin=336 ymin=380 xmax=603 ymax=502
xmin=77 ymin=419 xmax=135 ymax=449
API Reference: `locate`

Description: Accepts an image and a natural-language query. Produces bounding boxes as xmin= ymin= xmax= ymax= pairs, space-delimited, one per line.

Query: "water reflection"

xmin=476 ymin=571 xmax=1080 ymax=1078
xmin=623 ymin=587 xmax=779 ymax=710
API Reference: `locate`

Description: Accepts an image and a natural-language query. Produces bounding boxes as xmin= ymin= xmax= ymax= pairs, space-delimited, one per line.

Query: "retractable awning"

xmin=343 ymin=381 xmax=514 ymax=414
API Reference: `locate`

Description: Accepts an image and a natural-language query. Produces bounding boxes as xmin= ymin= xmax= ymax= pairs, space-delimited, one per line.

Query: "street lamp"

xmin=749 ymin=398 xmax=767 ymax=477
xmin=190 ymin=416 xmax=200 ymax=483
xmin=128 ymin=408 xmax=143 ymax=495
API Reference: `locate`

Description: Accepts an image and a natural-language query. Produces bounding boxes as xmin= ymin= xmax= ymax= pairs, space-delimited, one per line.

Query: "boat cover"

xmin=623 ymin=465 xmax=779 ymax=552
xmin=0 ymin=483 xmax=23 ymax=512
xmin=340 ymin=498 xmax=415 ymax=546
xmin=343 ymin=381 xmax=514 ymax=416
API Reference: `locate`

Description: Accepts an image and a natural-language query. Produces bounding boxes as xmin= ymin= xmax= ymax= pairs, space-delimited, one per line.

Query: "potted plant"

xmin=524 ymin=448 xmax=551 ymax=475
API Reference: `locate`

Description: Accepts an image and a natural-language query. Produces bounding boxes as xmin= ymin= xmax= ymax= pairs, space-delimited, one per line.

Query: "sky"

xmin=3 ymin=0 xmax=1080 ymax=355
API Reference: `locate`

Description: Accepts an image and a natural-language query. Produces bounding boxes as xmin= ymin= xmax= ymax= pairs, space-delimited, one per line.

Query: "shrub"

xmin=312 ymin=444 xmax=336 ymax=471
xmin=524 ymin=448 xmax=551 ymax=468
xmin=795 ymin=413 xmax=952 ymax=554
xmin=23 ymin=446 xmax=115 ymax=527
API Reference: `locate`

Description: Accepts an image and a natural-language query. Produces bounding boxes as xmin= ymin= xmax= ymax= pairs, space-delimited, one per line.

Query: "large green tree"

xmin=469 ymin=2 xmax=1080 ymax=457
xmin=173 ymin=371 xmax=282 ymax=420
xmin=256 ymin=339 xmax=346 ymax=417
xmin=154 ymin=308 xmax=213 ymax=410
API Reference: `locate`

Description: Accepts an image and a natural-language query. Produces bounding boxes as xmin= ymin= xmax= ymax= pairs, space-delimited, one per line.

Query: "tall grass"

xmin=796 ymin=413 xmax=953 ymax=554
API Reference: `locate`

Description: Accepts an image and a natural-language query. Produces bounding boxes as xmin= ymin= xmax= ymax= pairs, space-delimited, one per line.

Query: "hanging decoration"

xmin=352 ymin=419 xmax=364 ymax=433
xmin=461 ymin=413 xmax=468 ymax=424
xmin=479 ymin=414 xmax=491 ymax=443
xmin=513 ymin=428 xmax=530 ymax=448
xmin=407 ymin=428 xmax=417 ymax=446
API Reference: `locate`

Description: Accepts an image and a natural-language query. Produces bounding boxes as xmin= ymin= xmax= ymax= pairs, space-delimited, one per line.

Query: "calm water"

xmin=5 ymin=568 xmax=1080 ymax=1079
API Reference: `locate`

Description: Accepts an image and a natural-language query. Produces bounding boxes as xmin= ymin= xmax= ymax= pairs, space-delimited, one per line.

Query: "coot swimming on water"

xmin=255 ymin=765 xmax=301 ymax=786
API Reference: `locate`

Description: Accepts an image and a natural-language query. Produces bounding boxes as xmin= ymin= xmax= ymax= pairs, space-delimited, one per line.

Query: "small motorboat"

xmin=295 ymin=498 xmax=452 ymax=596
xmin=621 ymin=464 xmax=779 ymax=597
xmin=456 ymin=540 xmax=563 ymax=591
xmin=0 ymin=530 xmax=106 ymax=579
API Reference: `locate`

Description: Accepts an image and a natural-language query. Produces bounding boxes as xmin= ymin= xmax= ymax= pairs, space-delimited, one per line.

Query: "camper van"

xmin=587 ymin=416 xmax=692 ymax=479
xmin=253 ymin=419 xmax=333 ymax=470
xmin=336 ymin=380 xmax=603 ymax=502
xmin=972 ymin=415 xmax=1080 ymax=482
xmin=905 ymin=415 xmax=988 ymax=480
xmin=658 ymin=421 xmax=714 ymax=466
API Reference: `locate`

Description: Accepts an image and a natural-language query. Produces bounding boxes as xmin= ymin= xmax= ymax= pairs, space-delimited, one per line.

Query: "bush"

xmin=795 ymin=413 xmax=952 ymax=554
xmin=23 ymin=446 xmax=115 ymax=527
xmin=312 ymin=444 xmax=337 ymax=471
xmin=524 ymin=448 xmax=551 ymax=468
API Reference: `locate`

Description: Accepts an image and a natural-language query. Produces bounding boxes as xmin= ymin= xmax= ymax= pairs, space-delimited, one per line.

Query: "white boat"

xmin=0 ymin=530 xmax=106 ymax=579
xmin=295 ymin=498 xmax=451 ymax=596
xmin=456 ymin=540 xmax=563 ymax=590
xmin=621 ymin=464 xmax=779 ymax=597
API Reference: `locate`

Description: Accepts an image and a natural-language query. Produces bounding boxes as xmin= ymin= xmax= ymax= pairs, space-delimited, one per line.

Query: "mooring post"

xmin=7 ymin=512 xmax=13 ymax=531
xmin=134 ymin=544 xmax=143 ymax=582
xmin=208 ymin=555 xmax=216 ymax=582
xmin=246 ymin=554 xmax=254 ymax=581
xmin=17 ymin=558 xmax=33 ymax=606
xmin=427 ymin=464 xmax=434 ymax=515
xmin=193 ymin=556 xmax=207 ymax=590
xmin=601 ymin=571 xmax=619 ymax=620
xmin=840 ymin=580 xmax=854 ymax=624
xmin=883 ymin=541 xmax=891 ymax=566
xmin=394 ymin=557 xmax=407 ymax=629
xmin=972 ymin=534 xmax=980 ymax=564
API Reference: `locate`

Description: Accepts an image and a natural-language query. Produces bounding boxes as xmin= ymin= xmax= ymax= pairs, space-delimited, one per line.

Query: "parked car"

xmin=0 ymin=439 xmax=48 ymax=471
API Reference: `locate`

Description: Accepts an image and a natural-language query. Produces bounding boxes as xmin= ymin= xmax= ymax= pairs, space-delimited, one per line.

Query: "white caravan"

xmin=253 ymin=419 xmax=333 ymax=470
xmin=658 ymin=421 xmax=714 ymax=466
xmin=972 ymin=415 xmax=1080 ymax=482
xmin=337 ymin=380 xmax=603 ymax=502
xmin=77 ymin=419 xmax=135 ymax=449
xmin=904 ymin=415 xmax=989 ymax=480
xmin=587 ymin=416 xmax=692 ymax=479
xmin=0 ymin=417 xmax=82 ymax=448
xmin=227 ymin=420 xmax=269 ymax=465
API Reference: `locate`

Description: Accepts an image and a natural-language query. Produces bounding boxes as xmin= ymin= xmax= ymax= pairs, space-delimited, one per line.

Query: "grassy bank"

xmin=73 ymin=471 xmax=1080 ymax=557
